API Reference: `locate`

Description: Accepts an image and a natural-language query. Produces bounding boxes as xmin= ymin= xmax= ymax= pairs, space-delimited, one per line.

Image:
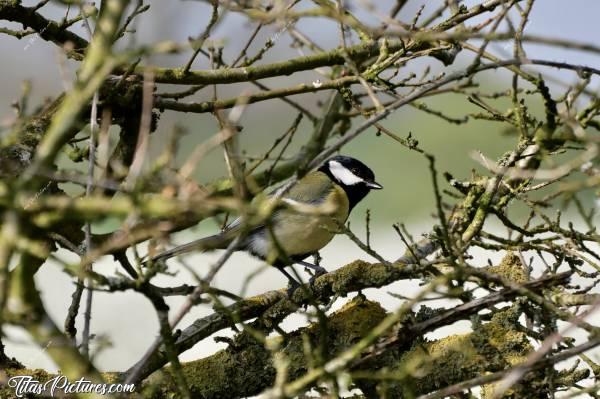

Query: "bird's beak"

xmin=365 ymin=181 xmax=383 ymax=190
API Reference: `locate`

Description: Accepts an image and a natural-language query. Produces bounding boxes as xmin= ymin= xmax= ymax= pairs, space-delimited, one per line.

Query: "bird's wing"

xmin=222 ymin=171 xmax=336 ymax=232
xmin=280 ymin=171 xmax=336 ymax=205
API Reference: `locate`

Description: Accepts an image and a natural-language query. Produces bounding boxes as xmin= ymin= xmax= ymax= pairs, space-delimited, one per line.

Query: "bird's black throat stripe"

xmin=318 ymin=165 xmax=370 ymax=211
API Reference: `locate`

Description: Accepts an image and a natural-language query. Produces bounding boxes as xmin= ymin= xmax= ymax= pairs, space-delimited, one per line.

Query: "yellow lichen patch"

xmin=323 ymin=260 xmax=374 ymax=293
xmin=4 ymin=368 xmax=51 ymax=380
xmin=399 ymin=333 xmax=484 ymax=381
xmin=474 ymin=307 xmax=530 ymax=362
xmin=318 ymin=296 xmax=388 ymax=349
xmin=481 ymin=380 xmax=513 ymax=399
xmin=371 ymin=306 xmax=534 ymax=397
xmin=485 ymin=252 xmax=528 ymax=284
xmin=286 ymin=297 xmax=388 ymax=366
xmin=152 ymin=297 xmax=388 ymax=399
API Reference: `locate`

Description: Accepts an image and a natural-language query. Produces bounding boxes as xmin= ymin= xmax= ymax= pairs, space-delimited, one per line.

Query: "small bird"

xmin=147 ymin=155 xmax=382 ymax=293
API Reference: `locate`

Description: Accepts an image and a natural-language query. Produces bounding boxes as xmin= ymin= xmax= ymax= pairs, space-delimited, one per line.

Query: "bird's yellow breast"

xmin=258 ymin=172 xmax=350 ymax=263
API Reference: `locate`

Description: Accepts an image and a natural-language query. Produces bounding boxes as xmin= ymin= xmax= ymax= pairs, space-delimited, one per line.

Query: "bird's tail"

xmin=145 ymin=233 xmax=235 ymax=266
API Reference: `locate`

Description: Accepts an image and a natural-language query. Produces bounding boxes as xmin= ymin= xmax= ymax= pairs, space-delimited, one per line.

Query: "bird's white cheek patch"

xmin=329 ymin=160 xmax=363 ymax=186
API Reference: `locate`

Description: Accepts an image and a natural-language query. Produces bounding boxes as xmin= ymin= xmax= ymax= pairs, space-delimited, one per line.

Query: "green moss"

xmin=399 ymin=333 xmax=484 ymax=389
xmin=4 ymin=368 xmax=52 ymax=380
xmin=148 ymin=298 xmax=387 ymax=398
xmin=360 ymin=307 xmax=535 ymax=398
xmin=323 ymin=260 xmax=391 ymax=295
xmin=472 ymin=308 xmax=530 ymax=366
xmin=299 ymin=296 xmax=387 ymax=354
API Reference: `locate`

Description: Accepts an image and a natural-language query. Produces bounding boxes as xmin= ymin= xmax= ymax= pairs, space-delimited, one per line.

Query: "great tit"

xmin=147 ymin=155 xmax=382 ymax=292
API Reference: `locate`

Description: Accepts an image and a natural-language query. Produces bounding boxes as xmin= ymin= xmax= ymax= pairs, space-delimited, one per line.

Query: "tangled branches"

xmin=0 ymin=0 xmax=599 ymax=398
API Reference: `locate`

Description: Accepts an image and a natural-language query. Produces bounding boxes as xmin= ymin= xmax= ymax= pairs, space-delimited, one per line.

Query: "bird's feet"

xmin=286 ymin=279 xmax=301 ymax=298
xmin=298 ymin=261 xmax=327 ymax=286
xmin=276 ymin=263 xmax=327 ymax=298
xmin=309 ymin=267 xmax=327 ymax=286
xmin=275 ymin=266 xmax=302 ymax=298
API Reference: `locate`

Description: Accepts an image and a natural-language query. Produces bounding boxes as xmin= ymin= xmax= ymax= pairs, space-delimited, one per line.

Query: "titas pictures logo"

xmin=7 ymin=375 xmax=135 ymax=397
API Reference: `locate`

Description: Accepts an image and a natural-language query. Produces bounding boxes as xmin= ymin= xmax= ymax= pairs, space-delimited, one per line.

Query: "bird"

xmin=146 ymin=155 xmax=382 ymax=294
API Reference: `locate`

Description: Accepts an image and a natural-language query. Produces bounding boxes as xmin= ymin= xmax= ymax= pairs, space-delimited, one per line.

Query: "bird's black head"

xmin=318 ymin=155 xmax=383 ymax=210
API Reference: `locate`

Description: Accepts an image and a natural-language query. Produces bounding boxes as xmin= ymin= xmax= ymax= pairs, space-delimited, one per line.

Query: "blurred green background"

xmin=2 ymin=0 xmax=600 ymax=373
